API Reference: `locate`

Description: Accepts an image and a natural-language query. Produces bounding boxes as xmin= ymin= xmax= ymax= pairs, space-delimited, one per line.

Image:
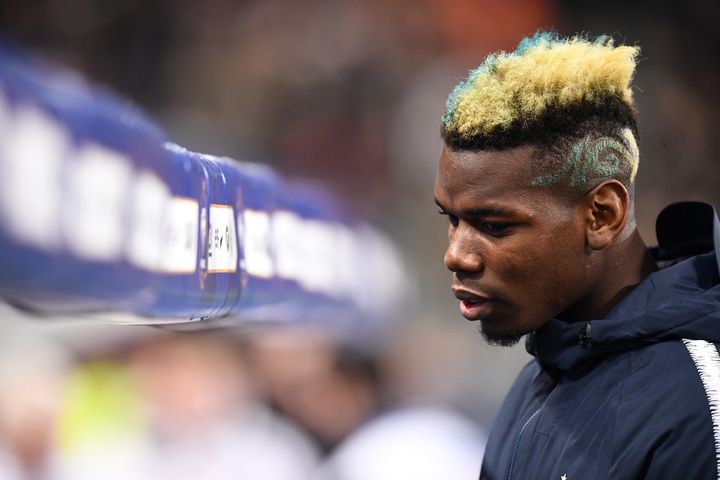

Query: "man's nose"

xmin=443 ymin=229 xmax=483 ymax=273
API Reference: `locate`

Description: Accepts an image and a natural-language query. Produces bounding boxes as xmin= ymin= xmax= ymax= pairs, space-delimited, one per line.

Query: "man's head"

xmin=434 ymin=32 xmax=642 ymax=345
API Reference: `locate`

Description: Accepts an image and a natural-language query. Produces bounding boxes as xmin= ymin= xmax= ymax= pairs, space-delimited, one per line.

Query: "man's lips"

xmin=453 ymin=288 xmax=494 ymax=321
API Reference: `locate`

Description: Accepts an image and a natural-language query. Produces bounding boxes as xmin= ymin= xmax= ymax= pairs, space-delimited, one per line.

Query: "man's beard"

xmin=479 ymin=326 xmax=525 ymax=347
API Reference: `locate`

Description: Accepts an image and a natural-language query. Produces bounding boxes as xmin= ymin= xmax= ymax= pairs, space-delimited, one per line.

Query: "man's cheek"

xmin=498 ymin=250 xmax=535 ymax=283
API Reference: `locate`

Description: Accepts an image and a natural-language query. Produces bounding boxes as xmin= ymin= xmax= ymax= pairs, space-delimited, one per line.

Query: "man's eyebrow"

xmin=434 ymin=198 xmax=516 ymax=218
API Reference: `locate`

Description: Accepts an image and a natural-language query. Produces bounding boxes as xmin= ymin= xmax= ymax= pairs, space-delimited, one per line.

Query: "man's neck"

xmin=559 ymin=229 xmax=657 ymax=323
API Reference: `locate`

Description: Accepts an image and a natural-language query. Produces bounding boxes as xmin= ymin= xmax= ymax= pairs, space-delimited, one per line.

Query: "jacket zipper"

xmin=505 ymin=378 xmax=561 ymax=480
xmin=506 ymin=406 xmax=542 ymax=480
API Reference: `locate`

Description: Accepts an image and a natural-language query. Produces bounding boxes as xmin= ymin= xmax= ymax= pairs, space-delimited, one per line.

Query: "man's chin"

xmin=479 ymin=325 xmax=525 ymax=347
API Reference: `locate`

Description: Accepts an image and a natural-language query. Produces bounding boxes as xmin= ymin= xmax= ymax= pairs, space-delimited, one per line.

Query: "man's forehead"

xmin=436 ymin=146 xmax=537 ymax=196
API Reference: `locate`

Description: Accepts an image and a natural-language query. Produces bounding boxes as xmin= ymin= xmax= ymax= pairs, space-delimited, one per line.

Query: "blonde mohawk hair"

xmin=441 ymin=32 xmax=640 ymax=152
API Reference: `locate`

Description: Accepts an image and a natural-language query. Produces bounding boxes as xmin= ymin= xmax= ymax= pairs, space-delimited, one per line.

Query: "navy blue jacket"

xmin=481 ymin=203 xmax=720 ymax=480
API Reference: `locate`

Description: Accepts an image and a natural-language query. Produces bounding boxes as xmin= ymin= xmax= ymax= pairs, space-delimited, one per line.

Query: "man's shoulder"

xmin=608 ymin=339 xmax=720 ymax=477
xmin=626 ymin=338 xmax=719 ymax=377
xmin=615 ymin=339 xmax=720 ymax=422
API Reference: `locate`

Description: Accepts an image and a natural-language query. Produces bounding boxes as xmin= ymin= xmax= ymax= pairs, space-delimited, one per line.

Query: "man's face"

xmin=434 ymin=146 xmax=592 ymax=346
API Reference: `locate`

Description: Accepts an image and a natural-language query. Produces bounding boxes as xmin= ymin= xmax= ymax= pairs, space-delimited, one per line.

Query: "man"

xmin=434 ymin=32 xmax=720 ymax=479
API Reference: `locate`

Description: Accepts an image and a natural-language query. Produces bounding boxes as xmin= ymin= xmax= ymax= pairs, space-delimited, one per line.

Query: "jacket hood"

xmin=527 ymin=202 xmax=720 ymax=373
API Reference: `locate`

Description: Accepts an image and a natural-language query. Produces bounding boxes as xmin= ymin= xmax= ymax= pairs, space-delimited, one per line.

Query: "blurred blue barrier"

xmin=0 ymin=41 xmax=404 ymax=336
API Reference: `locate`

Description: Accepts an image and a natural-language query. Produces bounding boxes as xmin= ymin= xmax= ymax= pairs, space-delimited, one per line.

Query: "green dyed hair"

xmin=441 ymin=32 xmax=641 ymax=192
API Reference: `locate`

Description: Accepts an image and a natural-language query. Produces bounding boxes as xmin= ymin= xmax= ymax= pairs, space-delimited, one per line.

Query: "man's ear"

xmin=583 ymin=180 xmax=629 ymax=251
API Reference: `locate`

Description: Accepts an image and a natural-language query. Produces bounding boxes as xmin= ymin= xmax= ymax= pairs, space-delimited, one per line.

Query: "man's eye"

xmin=478 ymin=221 xmax=509 ymax=236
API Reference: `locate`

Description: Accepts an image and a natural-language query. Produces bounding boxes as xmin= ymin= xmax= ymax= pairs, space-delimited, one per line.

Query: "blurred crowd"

xmin=0 ymin=309 xmax=487 ymax=479
xmin=0 ymin=0 xmax=718 ymax=478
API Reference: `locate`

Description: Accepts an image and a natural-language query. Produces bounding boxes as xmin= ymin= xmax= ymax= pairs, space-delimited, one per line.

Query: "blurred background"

xmin=0 ymin=0 xmax=718 ymax=478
